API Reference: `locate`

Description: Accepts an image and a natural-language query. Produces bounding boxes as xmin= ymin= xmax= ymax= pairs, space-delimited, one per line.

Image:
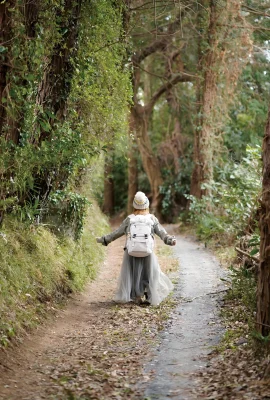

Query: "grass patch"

xmin=0 ymin=200 xmax=109 ymax=348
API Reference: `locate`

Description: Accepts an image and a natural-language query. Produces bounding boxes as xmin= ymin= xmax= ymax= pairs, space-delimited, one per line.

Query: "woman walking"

xmin=96 ymin=191 xmax=176 ymax=306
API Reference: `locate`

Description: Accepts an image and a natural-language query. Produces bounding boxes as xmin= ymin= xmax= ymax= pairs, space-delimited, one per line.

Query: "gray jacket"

xmin=100 ymin=214 xmax=174 ymax=246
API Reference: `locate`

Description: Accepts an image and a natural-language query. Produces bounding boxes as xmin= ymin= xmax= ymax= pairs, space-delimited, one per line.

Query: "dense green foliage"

xmin=108 ymin=0 xmax=269 ymax=226
xmin=0 ymin=200 xmax=108 ymax=347
xmin=0 ymin=0 xmax=269 ymax=345
xmin=0 ymin=0 xmax=130 ymax=346
xmin=187 ymin=146 xmax=261 ymax=242
xmin=0 ymin=0 xmax=130 ymax=227
xmin=186 ymin=0 xmax=269 ymax=240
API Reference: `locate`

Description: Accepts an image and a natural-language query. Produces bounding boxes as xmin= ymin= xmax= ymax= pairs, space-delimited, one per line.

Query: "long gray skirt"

xmin=114 ymin=250 xmax=173 ymax=306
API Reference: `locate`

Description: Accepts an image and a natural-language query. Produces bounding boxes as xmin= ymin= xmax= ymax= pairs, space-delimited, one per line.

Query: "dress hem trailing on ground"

xmin=114 ymin=250 xmax=173 ymax=306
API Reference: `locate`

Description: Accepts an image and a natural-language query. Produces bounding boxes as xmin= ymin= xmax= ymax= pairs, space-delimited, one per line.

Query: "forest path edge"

xmin=0 ymin=224 xmax=178 ymax=400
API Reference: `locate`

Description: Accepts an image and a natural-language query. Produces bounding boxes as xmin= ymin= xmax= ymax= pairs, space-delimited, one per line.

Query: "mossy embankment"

xmin=0 ymin=200 xmax=109 ymax=348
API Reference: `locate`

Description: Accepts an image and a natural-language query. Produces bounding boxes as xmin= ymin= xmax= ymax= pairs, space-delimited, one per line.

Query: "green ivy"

xmin=0 ymin=0 xmax=131 ymax=233
xmin=185 ymin=146 xmax=261 ymax=242
xmin=48 ymin=190 xmax=90 ymax=240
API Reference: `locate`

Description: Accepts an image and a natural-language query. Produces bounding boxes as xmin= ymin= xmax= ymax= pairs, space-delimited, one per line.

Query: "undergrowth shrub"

xmin=218 ymin=263 xmax=257 ymax=349
xmin=226 ymin=265 xmax=257 ymax=317
xmin=0 ymin=200 xmax=108 ymax=348
xmin=185 ymin=146 xmax=261 ymax=243
xmin=46 ymin=190 xmax=90 ymax=240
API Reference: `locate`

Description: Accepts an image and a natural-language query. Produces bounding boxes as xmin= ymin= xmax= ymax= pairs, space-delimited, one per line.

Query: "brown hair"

xmin=133 ymin=208 xmax=150 ymax=215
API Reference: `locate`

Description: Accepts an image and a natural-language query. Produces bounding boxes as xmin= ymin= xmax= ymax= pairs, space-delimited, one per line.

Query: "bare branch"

xmin=132 ymin=38 xmax=168 ymax=65
xmin=132 ymin=11 xmax=185 ymax=64
xmin=242 ymin=4 xmax=270 ymax=17
xmin=133 ymin=62 xmax=168 ymax=80
xmin=235 ymin=247 xmax=260 ymax=264
xmin=130 ymin=0 xmax=177 ymax=12
xmin=146 ymin=72 xmax=198 ymax=112
xmin=217 ymin=23 xmax=270 ymax=32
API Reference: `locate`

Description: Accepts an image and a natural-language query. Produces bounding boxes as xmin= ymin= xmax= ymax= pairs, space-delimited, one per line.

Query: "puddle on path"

xmin=140 ymin=235 xmax=226 ymax=400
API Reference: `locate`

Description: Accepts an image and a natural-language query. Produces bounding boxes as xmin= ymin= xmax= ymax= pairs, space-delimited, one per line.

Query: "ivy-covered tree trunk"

xmin=33 ymin=0 xmax=82 ymax=201
xmin=133 ymin=105 xmax=164 ymax=217
xmin=257 ymin=106 xmax=270 ymax=336
xmin=36 ymin=0 xmax=82 ymax=141
xmin=0 ymin=2 xmax=12 ymax=223
xmin=0 ymin=1 xmax=15 ymax=139
xmin=190 ymin=0 xmax=219 ymax=199
xmin=8 ymin=1 xmax=41 ymax=144
xmin=0 ymin=1 xmax=41 ymax=143
xmin=127 ymin=110 xmax=138 ymax=214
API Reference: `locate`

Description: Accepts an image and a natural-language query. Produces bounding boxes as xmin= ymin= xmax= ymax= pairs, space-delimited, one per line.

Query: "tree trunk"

xmin=23 ymin=0 xmax=40 ymax=38
xmin=6 ymin=1 xmax=41 ymax=144
xmin=134 ymin=105 xmax=163 ymax=217
xmin=166 ymin=87 xmax=183 ymax=174
xmin=36 ymin=0 xmax=82 ymax=142
xmin=32 ymin=0 xmax=82 ymax=202
xmin=103 ymin=154 xmax=114 ymax=216
xmin=190 ymin=0 xmax=218 ymax=199
xmin=127 ymin=109 xmax=138 ymax=214
xmin=0 ymin=1 xmax=15 ymax=138
xmin=257 ymin=105 xmax=270 ymax=336
xmin=0 ymin=1 xmax=41 ymax=222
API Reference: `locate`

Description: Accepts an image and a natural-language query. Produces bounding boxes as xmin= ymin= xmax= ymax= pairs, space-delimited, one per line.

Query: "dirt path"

xmin=0 ymin=227 xmax=176 ymax=400
xmin=140 ymin=232 xmax=226 ymax=400
xmin=0 ymin=227 xmax=226 ymax=400
xmin=0 ymin=227 xmax=124 ymax=399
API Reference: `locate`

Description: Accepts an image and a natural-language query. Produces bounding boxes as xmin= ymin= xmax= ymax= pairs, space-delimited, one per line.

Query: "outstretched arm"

xmin=96 ymin=217 xmax=129 ymax=246
xmin=152 ymin=217 xmax=176 ymax=246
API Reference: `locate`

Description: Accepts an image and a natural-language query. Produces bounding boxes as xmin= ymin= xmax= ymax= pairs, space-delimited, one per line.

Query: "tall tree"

xmin=31 ymin=0 xmax=82 ymax=203
xmin=190 ymin=0 xmax=251 ymax=199
xmin=128 ymin=5 xmax=195 ymax=216
xmin=0 ymin=1 xmax=16 ymax=139
xmin=131 ymin=70 xmax=193 ymax=216
xmin=0 ymin=0 xmax=130 ymax=225
xmin=0 ymin=0 xmax=41 ymax=143
xmin=257 ymin=105 xmax=270 ymax=336
xmin=127 ymin=110 xmax=138 ymax=214
xmin=35 ymin=0 xmax=82 ymax=143
xmin=190 ymin=0 xmax=218 ymax=198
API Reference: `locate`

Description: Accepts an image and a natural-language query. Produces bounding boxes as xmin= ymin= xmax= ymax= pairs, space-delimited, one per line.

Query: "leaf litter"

xmin=193 ymin=287 xmax=270 ymax=399
xmin=0 ymin=231 xmax=178 ymax=400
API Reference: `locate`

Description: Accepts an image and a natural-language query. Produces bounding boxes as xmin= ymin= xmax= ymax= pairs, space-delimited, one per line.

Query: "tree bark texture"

xmin=0 ymin=1 xmax=15 ymax=139
xmin=257 ymin=106 xmax=270 ymax=336
xmin=127 ymin=110 xmax=138 ymax=215
xmin=133 ymin=105 xmax=163 ymax=217
xmin=0 ymin=1 xmax=42 ymax=222
xmin=32 ymin=0 xmax=82 ymax=202
xmin=6 ymin=1 xmax=41 ymax=144
xmin=36 ymin=0 xmax=82 ymax=143
xmin=190 ymin=0 xmax=219 ymax=199
xmin=23 ymin=0 xmax=40 ymax=38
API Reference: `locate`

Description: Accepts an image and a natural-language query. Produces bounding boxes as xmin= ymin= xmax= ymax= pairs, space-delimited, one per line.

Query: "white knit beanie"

xmin=133 ymin=191 xmax=149 ymax=210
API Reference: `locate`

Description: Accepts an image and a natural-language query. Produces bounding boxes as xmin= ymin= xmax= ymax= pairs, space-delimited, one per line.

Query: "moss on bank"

xmin=0 ymin=201 xmax=109 ymax=347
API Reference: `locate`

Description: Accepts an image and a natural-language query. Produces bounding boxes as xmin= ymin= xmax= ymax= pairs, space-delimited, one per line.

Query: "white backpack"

xmin=126 ymin=214 xmax=154 ymax=257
